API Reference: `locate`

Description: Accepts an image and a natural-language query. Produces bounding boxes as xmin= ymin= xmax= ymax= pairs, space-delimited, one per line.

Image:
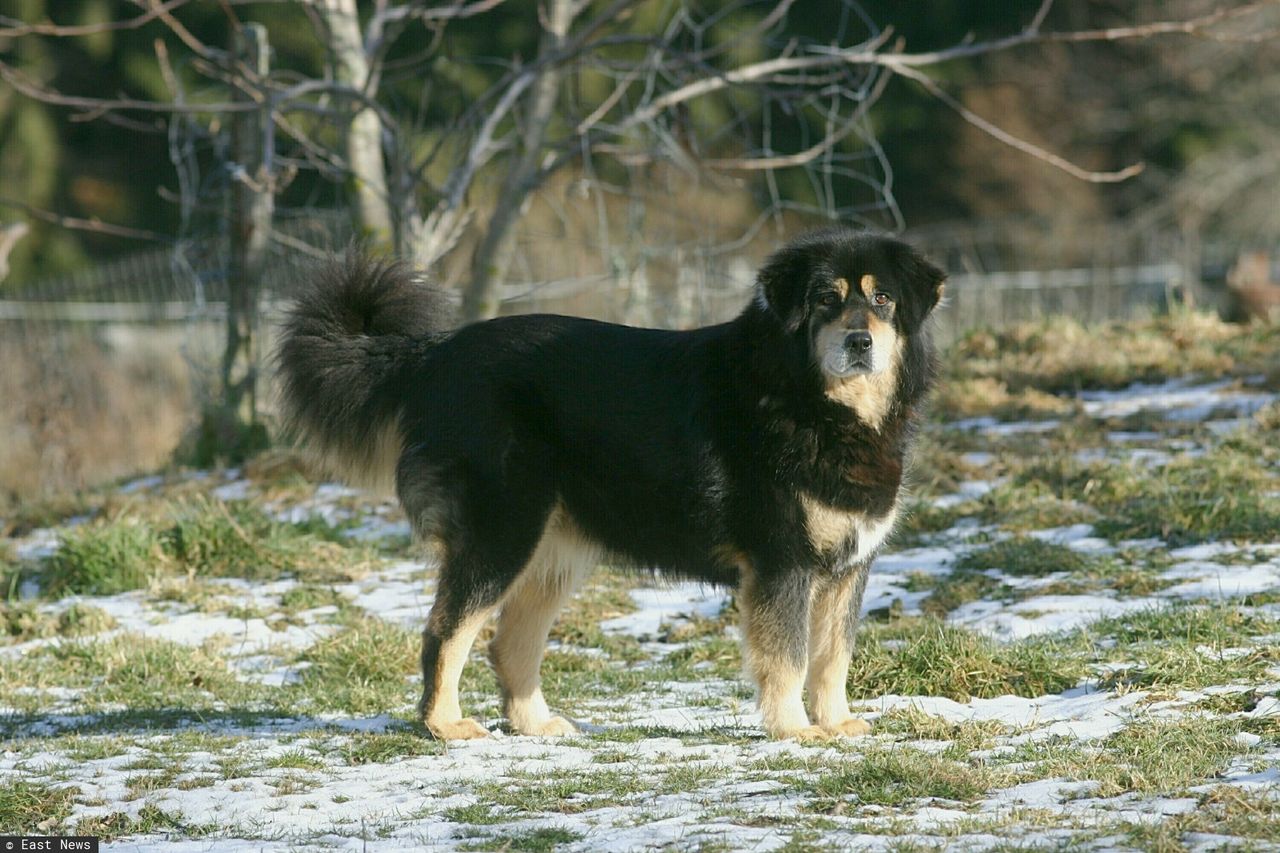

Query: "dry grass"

xmin=948 ymin=311 xmax=1277 ymax=393
xmin=0 ymin=329 xmax=192 ymax=506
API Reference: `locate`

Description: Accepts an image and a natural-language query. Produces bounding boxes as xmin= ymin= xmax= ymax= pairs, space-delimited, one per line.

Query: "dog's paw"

xmin=783 ymin=725 xmax=834 ymax=743
xmin=823 ymin=717 xmax=872 ymax=738
xmin=517 ymin=715 xmax=579 ymax=737
xmin=426 ymin=717 xmax=491 ymax=740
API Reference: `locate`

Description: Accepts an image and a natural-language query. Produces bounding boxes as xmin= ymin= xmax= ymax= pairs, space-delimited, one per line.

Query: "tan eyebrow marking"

xmin=833 ymin=277 xmax=850 ymax=299
xmin=860 ymin=274 xmax=877 ymax=298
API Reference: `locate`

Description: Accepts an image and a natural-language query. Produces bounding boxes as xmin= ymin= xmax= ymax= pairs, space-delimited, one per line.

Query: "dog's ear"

xmin=891 ymin=241 xmax=946 ymax=331
xmin=755 ymin=241 xmax=816 ymax=334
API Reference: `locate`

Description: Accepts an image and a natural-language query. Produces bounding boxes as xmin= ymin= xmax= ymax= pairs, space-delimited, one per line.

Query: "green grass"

xmin=460 ymin=827 xmax=583 ymax=852
xmin=471 ymin=768 xmax=648 ymax=814
xmin=296 ymin=615 xmax=420 ymax=714
xmin=805 ymin=747 xmax=997 ymax=808
xmin=849 ymin=619 xmax=1086 ymax=702
xmin=1089 ymin=604 xmax=1280 ymax=690
xmin=917 ymin=537 xmax=1180 ymax=617
xmin=74 ymin=804 xmax=216 ymax=840
xmin=44 ymin=519 xmax=165 ymax=596
xmin=334 ymin=730 xmax=444 ymax=764
xmin=279 ymin=583 xmax=352 ymax=615
xmin=1 ymin=601 xmax=117 ymax=644
xmin=443 ymin=802 xmax=509 ymax=825
xmin=1009 ymin=446 xmax=1280 ymax=546
xmin=873 ymin=707 xmax=1010 ymax=750
xmin=39 ymin=497 xmax=380 ymax=597
xmin=0 ymin=779 xmax=77 ymax=834
xmin=956 ymin=536 xmax=1101 ymax=577
xmin=1092 ymin=603 xmax=1276 ymax=646
xmin=0 ymin=492 xmax=100 ymax=538
xmin=162 ymin=497 xmax=376 ymax=581
xmin=1116 ymin=787 xmax=1280 ymax=848
xmin=1012 ymin=717 xmax=1247 ymax=798
xmin=932 ymin=479 xmax=1098 ymax=536
xmin=0 ymin=633 xmax=260 ymax=713
xmin=919 ymin=572 xmax=1004 ymax=618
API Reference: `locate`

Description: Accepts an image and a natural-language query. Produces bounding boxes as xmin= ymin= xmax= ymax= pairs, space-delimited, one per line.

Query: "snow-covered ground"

xmin=2 ymin=375 xmax=1279 ymax=851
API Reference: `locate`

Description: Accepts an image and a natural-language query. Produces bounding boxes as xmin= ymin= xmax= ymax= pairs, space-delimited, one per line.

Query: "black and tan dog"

xmin=277 ymin=228 xmax=944 ymax=740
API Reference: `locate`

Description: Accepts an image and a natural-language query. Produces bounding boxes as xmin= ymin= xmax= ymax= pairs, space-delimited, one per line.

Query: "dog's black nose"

xmin=845 ymin=331 xmax=873 ymax=352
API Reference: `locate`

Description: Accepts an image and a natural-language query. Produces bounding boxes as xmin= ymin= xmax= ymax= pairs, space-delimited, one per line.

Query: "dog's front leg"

xmin=738 ymin=564 xmax=826 ymax=740
xmin=806 ymin=565 xmax=872 ymax=737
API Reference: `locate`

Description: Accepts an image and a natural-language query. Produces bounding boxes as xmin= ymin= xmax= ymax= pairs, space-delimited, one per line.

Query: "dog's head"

xmin=755 ymin=229 xmax=945 ymax=382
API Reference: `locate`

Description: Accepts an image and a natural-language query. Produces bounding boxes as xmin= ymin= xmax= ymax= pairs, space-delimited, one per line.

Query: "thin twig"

xmin=0 ymin=0 xmax=191 ymax=36
xmin=892 ymin=64 xmax=1144 ymax=183
xmin=0 ymin=196 xmax=171 ymax=242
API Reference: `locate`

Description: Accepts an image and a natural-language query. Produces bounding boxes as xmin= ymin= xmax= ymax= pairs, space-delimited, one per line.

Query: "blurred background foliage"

xmin=1 ymin=0 xmax=1276 ymax=284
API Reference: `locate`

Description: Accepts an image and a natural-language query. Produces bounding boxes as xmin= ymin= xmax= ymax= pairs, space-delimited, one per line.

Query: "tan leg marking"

xmin=490 ymin=507 xmax=600 ymax=737
xmin=424 ymin=607 xmax=496 ymax=740
xmin=738 ymin=564 xmax=824 ymax=740
xmin=807 ymin=572 xmax=871 ymax=738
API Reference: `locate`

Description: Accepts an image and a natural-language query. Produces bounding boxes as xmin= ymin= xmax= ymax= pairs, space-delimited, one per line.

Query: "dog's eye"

xmin=872 ymin=292 xmax=892 ymax=306
xmin=817 ymin=292 xmax=841 ymax=307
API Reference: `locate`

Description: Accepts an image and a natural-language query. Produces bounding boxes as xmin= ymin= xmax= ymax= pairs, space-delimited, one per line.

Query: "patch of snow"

xmin=334 ymin=560 xmax=435 ymax=628
xmin=949 ymin=417 xmax=1062 ymax=436
xmin=600 ymin=583 xmax=728 ymax=639
xmin=1027 ymin=524 xmax=1113 ymax=553
xmin=984 ymin=777 xmax=1097 ymax=808
xmin=875 ymin=547 xmax=955 ymax=576
xmin=950 ymin=594 xmax=1151 ymax=640
xmin=211 ymin=479 xmax=253 ymax=501
xmin=1162 ymin=563 xmax=1280 ymax=600
xmin=118 ymin=474 xmax=165 ymax=494
xmin=960 ymin=451 xmax=996 ymax=467
xmin=1078 ymin=378 xmax=1277 ymax=422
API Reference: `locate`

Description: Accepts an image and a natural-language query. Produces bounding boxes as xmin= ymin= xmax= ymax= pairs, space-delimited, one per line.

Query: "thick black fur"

xmin=277 ymin=228 xmax=945 ymax=729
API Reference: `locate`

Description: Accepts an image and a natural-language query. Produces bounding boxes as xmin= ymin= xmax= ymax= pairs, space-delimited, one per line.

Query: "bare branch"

xmin=891 ymin=63 xmax=1144 ymax=183
xmin=0 ymin=197 xmax=170 ymax=242
xmin=144 ymin=0 xmax=222 ymax=61
xmin=366 ymin=0 xmax=510 ymax=56
xmin=702 ymin=65 xmax=892 ymax=171
xmin=884 ymin=1 xmax=1279 ymax=67
xmin=1028 ymin=0 xmax=1055 ymax=35
xmin=0 ymin=0 xmax=192 ymax=37
xmin=0 ymin=59 xmax=257 ymax=115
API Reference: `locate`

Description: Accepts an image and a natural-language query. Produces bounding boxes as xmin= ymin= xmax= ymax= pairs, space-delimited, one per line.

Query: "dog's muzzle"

xmin=821 ymin=329 xmax=874 ymax=378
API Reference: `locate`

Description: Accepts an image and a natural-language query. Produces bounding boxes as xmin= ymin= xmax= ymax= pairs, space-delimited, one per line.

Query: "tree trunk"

xmin=462 ymin=0 xmax=575 ymax=321
xmin=315 ymin=0 xmax=394 ymax=249
xmin=200 ymin=22 xmax=273 ymax=464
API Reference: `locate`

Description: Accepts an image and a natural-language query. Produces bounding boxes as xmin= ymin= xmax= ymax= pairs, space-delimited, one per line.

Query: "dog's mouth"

xmin=821 ymin=346 xmax=874 ymax=379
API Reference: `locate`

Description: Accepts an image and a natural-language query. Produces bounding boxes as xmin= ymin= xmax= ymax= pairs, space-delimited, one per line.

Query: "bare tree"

xmin=3 ymin=0 xmax=1271 ymax=327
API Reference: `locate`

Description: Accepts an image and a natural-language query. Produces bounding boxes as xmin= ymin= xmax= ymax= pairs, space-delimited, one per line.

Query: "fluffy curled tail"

xmin=275 ymin=252 xmax=453 ymax=491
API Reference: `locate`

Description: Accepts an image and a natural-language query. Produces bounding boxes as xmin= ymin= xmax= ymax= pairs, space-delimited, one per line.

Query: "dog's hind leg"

xmin=489 ymin=509 xmax=600 ymax=736
xmin=806 ymin=565 xmax=872 ymax=737
xmin=409 ymin=456 xmax=556 ymax=740
xmin=738 ymin=563 xmax=826 ymax=741
xmin=419 ymin=588 xmax=499 ymax=740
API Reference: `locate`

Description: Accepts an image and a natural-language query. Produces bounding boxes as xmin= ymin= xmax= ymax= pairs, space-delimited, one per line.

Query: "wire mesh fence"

xmin=0 ymin=215 xmax=1213 ymax=503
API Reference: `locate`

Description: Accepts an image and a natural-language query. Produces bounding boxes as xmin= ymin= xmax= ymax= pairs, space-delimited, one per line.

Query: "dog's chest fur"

xmin=800 ymin=494 xmax=899 ymax=568
xmin=788 ymin=413 xmax=908 ymax=569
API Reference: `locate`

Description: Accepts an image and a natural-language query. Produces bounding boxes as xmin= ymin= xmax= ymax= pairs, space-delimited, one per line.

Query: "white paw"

xmin=516 ymin=715 xmax=579 ymax=737
xmin=821 ymin=717 xmax=872 ymax=738
xmin=426 ymin=717 xmax=491 ymax=740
